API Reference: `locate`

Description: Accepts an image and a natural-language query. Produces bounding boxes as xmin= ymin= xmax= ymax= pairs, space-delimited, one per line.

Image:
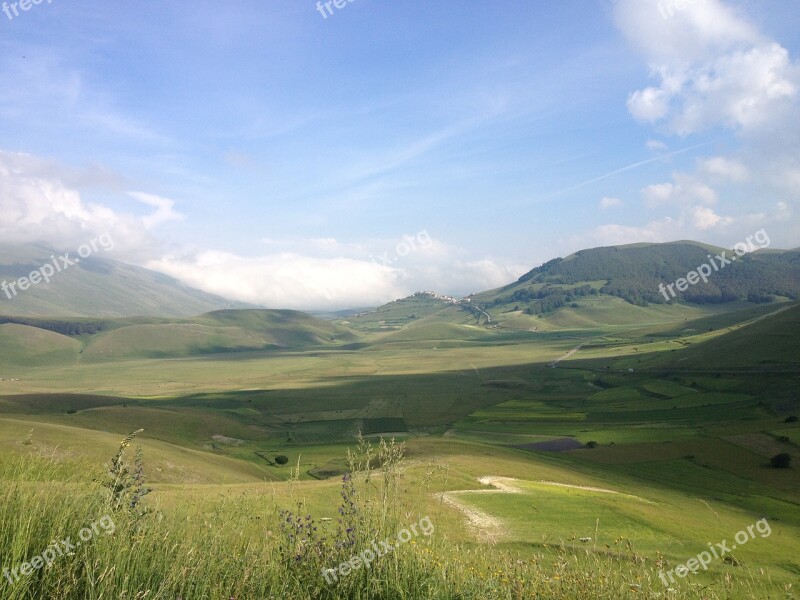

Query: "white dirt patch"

xmin=437 ymin=476 xmax=523 ymax=543
xmin=438 ymin=493 xmax=505 ymax=544
xmin=477 ymin=476 xmax=524 ymax=493
xmin=437 ymin=476 xmax=648 ymax=543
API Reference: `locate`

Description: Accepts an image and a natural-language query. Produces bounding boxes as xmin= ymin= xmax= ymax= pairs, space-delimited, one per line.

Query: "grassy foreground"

xmin=1 ymin=433 xmax=791 ymax=600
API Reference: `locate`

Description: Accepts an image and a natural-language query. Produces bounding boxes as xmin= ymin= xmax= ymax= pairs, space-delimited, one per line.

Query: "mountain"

xmin=0 ymin=243 xmax=248 ymax=318
xmin=490 ymin=241 xmax=800 ymax=308
xmin=344 ymin=241 xmax=800 ymax=332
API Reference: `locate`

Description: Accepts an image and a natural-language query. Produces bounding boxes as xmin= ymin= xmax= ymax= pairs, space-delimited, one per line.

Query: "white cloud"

xmin=565 ymin=219 xmax=674 ymax=249
xmin=146 ymin=249 xmax=526 ymax=310
xmin=147 ymin=252 xmax=407 ymax=310
xmin=615 ymin=0 xmax=761 ymax=67
xmin=616 ymin=0 xmax=799 ymax=137
xmin=768 ymin=164 xmax=800 ymax=195
xmin=688 ymin=205 xmax=727 ymax=229
xmin=628 ymin=86 xmax=671 ymax=122
xmin=642 ymin=182 xmax=676 ymax=206
xmin=128 ymin=192 xmax=184 ymax=229
xmin=646 ymin=139 xmax=668 ymax=152
xmin=0 ymin=151 xmax=179 ymax=259
xmin=670 ymin=44 xmax=797 ymax=135
xmin=697 ymin=156 xmax=750 ymax=182
xmin=642 ymin=173 xmax=717 ymax=207
xmin=600 ymin=196 xmax=623 ymax=209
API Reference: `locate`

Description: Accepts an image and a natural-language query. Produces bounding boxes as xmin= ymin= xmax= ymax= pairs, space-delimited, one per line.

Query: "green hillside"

xmin=341 ymin=292 xmax=466 ymax=332
xmin=475 ymin=241 xmax=800 ymax=310
xmin=0 ymin=324 xmax=81 ymax=367
xmin=633 ymin=302 xmax=800 ymax=371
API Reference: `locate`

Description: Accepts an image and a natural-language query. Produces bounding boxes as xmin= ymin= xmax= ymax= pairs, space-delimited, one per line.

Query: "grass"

xmin=2 ymin=435 xmax=794 ymax=599
xmin=0 ymin=302 xmax=798 ymax=597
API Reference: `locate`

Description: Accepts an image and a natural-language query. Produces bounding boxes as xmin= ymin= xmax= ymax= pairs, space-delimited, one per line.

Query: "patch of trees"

xmin=0 ymin=316 xmax=110 ymax=336
xmin=491 ymin=284 xmax=597 ymax=315
xmin=770 ymin=453 xmax=792 ymax=469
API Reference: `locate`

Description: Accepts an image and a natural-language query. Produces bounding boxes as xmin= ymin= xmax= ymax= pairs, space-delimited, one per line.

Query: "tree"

xmin=770 ymin=453 xmax=792 ymax=469
xmin=275 ymin=455 xmax=289 ymax=465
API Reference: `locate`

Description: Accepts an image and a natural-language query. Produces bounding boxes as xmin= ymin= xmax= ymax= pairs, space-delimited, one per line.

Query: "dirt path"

xmin=437 ymin=476 xmax=644 ymax=542
xmin=437 ymin=476 xmax=523 ymax=543
xmin=549 ymin=342 xmax=585 ymax=368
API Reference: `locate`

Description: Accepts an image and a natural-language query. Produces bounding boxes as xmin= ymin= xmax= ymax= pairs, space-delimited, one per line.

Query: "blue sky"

xmin=1 ymin=0 xmax=799 ymax=308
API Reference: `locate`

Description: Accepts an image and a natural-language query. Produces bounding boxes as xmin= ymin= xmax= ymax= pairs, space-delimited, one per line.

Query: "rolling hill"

xmin=0 ymin=309 xmax=361 ymax=365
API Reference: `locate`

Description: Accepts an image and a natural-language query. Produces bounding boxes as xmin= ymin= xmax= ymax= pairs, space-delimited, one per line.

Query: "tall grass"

xmin=0 ymin=434 xmax=787 ymax=599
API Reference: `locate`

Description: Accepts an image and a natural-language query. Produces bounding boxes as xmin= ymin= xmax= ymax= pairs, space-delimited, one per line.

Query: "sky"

xmin=1 ymin=0 xmax=799 ymax=309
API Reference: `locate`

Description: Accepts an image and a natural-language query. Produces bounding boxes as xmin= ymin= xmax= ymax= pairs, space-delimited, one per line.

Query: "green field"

xmin=1 ymin=302 xmax=798 ymax=598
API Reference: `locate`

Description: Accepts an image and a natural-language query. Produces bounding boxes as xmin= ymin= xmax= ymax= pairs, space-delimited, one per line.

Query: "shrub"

xmin=770 ymin=453 xmax=792 ymax=469
xmin=102 ymin=429 xmax=151 ymax=519
xmin=784 ymin=415 xmax=798 ymax=423
xmin=275 ymin=455 xmax=289 ymax=465
xmin=585 ymin=441 xmax=598 ymax=449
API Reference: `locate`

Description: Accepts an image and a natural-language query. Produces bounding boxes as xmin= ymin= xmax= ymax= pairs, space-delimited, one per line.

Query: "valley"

xmin=2 ymin=283 xmax=798 ymax=598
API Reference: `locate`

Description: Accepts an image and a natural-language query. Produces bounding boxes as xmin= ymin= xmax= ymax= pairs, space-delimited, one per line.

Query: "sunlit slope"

xmin=0 ymin=417 xmax=272 ymax=484
xmin=0 ymin=323 xmax=81 ymax=366
xmin=530 ymin=296 xmax=745 ymax=329
xmin=81 ymin=323 xmax=273 ymax=360
xmin=635 ymin=302 xmax=800 ymax=370
xmin=0 ymin=309 xmax=363 ymax=364
xmin=196 ymin=309 xmax=359 ymax=345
